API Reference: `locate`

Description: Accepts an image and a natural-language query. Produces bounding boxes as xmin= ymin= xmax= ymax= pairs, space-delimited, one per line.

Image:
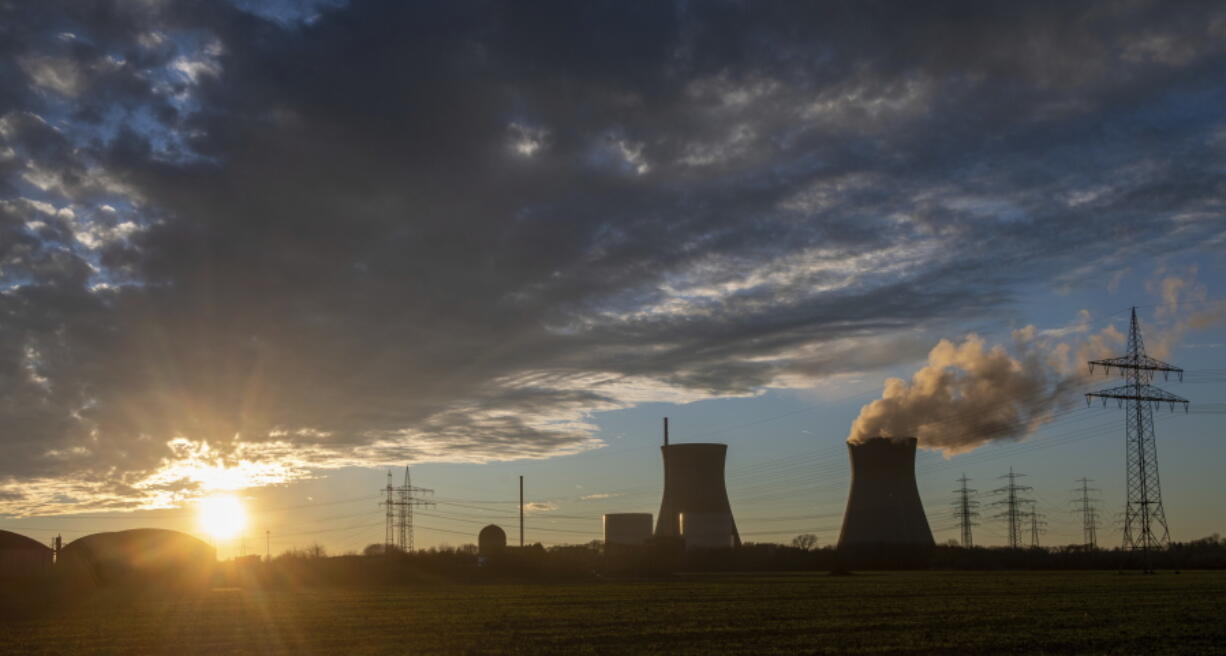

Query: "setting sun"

xmin=196 ymin=495 xmax=247 ymax=541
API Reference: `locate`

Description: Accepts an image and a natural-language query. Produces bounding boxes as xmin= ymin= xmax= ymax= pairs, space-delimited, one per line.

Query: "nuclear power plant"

xmin=837 ymin=436 xmax=934 ymax=567
xmin=655 ymin=418 xmax=740 ymax=549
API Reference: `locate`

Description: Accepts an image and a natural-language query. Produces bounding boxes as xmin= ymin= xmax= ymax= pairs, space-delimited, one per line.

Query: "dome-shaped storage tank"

xmin=57 ymin=528 xmax=215 ymax=587
xmin=0 ymin=530 xmax=53 ymax=577
xmin=603 ymin=513 xmax=652 ymax=546
xmin=681 ymin=512 xmax=735 ymax=549
xmin=478 ymin=524 xmax=507 ymax=556
xmin=837 ymin=436 xmax=934 ymax=568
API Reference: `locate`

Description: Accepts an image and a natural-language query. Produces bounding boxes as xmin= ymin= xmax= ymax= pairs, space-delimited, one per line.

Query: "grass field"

xmin=3 ymin=571 xmax=1224 ymax=654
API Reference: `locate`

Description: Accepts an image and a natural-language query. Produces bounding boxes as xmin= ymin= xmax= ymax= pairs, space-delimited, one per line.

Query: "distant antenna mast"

xmin=519 ymin=475 xmax=525 ymax=547
xmin=952 ymin=474 xmax=979 ymax=547
xmin=991 ymin=468 xmax=1032 ymax=549
xmin=1087 ymin=307 xmax=1188 ymax=571
xmin=381 ymin=470 xmax=395 ymax=553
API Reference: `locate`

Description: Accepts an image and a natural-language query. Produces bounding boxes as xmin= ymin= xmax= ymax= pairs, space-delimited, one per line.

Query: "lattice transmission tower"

xmin=952 ymin=474 xmax=979 ymax=547
xmin=1086 ymin=307 xmax=1188 ymax=568
xmin=397 ymin=466 xmax=434 ymax=553
xmin=991 ymin=468 xmax=1032 ymax=549
xmin=1071 ymin=477 xmax=1100 ymax=550
xmin=1027 ymin=500 xmax=1046 ymax=549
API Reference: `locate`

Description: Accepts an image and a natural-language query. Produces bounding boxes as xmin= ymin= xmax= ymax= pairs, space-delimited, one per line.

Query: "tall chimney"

xmin=837 ymin=437 xmax=934 ymax=568
xmin=663 ymin=417 xmax=669 ymax=446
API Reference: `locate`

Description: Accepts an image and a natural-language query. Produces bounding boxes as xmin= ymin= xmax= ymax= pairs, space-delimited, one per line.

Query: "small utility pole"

xmin=519 ymin=475 xmax=525 ymax=547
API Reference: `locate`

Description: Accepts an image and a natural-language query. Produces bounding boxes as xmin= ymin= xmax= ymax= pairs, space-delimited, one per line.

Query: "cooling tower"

xmin=837 ymin=436 xmax=934 ymax=568
xmin=681 ymin=512 xmax=735 ymax=549
xmin=656 ymin=443 xmax=740 ymax=547
xmin=604 ymin=513 xmax=652 ymax=546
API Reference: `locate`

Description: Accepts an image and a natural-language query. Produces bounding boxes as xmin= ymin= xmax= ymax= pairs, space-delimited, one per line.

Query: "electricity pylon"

xmin=1071 ymin=477 xmax=1100 ymax=550
xmin=1027 ymin=500 xmax=1046 ymax=548
xmin=380 ymin=467 xmax=434 ymax=553
xmin=397 ymin=466 xmax=434 ymax=553
xmin=1087 ymin=307 xmax=1188 ymax=571
xmin=952 ymin=474 xmax=979 ymax=547
xmin=991 ymin=468 xmax=1032 ymax=549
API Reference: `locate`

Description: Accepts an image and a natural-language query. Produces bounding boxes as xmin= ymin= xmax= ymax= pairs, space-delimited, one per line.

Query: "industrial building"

xmin=57 ymin=528 xmax=216 ymax=586
xmin=837 ymin=436 xmax=934 ymax=568
xmin=0 ymin=530 xmax=53 ymax=577
xmin=603 ymin=513 xmax=652 ymax=546
xmin=655 ymin=419 xmax=740 ymax=548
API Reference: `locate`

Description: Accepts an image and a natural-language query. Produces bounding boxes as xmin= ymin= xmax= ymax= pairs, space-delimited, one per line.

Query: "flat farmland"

xmin=3 ymin=571 xmax=1224 ymax=655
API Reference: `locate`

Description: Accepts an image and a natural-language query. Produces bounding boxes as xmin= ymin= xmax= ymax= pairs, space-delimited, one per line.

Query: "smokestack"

xmin=663 ymin=417 xmax=669 ymax=446
xmin=837 ymin=437 xmax=934 ymax=568
xmin=656 ymin=442 xmax=739 ymax=547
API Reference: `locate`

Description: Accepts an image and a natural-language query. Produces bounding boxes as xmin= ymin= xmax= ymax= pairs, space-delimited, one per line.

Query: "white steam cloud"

xmin=846 ymin=332 xmax=1089 ymax=454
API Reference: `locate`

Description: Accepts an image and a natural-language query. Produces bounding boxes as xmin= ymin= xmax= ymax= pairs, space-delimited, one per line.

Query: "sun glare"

xmin=197 ymin=494 xmax=247 ymax=541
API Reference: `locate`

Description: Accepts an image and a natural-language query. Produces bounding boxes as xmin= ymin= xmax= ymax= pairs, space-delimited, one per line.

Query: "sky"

xmin=1 ymin=0 xmax=1224 ymax=557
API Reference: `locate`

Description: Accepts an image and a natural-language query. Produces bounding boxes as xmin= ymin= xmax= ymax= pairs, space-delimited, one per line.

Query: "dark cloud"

xmin=2 ymin=0 xmax=1225 ymax=510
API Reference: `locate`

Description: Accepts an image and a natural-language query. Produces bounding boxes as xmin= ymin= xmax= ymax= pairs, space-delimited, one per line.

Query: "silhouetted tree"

xmin=791 ymin=534 xmax=818 ymax=551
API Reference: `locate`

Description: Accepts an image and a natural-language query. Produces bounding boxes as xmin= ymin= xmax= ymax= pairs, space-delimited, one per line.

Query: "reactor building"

xmin=837 ymin=436 xmax=934 ymax=568
xmin=655 ymin=419 xmax=740 ymax=549
xmin=478 ymin=524 xmax=507 ymax=557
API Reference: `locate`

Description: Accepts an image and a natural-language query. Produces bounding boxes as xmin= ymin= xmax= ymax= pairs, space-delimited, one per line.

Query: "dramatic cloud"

xmin=3 ymin=0 xmax=1226 ymax=511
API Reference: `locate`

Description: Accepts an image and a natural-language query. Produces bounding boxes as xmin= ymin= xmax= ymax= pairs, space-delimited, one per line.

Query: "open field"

xmin=3 ymin=571 xmax=1224 ymax=655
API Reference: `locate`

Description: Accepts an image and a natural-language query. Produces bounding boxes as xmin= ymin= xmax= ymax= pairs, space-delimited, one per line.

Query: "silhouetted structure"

xmin=0 ymin=530 xmax=53 ymax=577
xmin=655 ymin=433 xmax=740 ymax=548
xmin=57 ymin=529 xmax=215 ymax=586
xmin=604 ymin=513 xmax=652 ymax=546
xmin=478 ymin=525 xmax=507 ymax=557
xmin=838 ymin=437 xmax=934 ymax=568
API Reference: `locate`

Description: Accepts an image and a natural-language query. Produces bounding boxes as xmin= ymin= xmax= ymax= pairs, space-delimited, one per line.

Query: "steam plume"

xmin=846 ymin=333 xmax=1087 ymax=455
